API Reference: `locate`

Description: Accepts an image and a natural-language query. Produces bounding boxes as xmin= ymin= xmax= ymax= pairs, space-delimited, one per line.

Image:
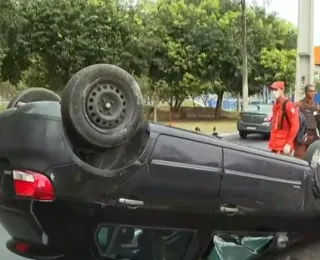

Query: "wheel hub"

xmin=84 ymin=82 xmax=127 ymax=130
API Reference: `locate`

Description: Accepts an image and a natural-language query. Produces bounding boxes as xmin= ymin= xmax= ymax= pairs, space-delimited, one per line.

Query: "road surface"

xmin=0 ymin=133 xmax=268 ymax=259
xmin=0 ymin=225 xmax=25 ymax=259
xmin=223 ymin=133 xmax=268 ymax=150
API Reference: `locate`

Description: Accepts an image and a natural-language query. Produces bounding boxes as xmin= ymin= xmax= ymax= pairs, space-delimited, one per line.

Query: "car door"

xmin=218 ymin=147 xmax=306 ymax=232
xmin=109 ymin=134 xmax=223 ymax=216
xmin=105 ymin=134 xmax=223 ymax=260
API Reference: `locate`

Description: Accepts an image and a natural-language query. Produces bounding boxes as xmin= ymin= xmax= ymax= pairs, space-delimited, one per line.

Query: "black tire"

xmin=239 ymin=131 xmax=247 ymax=139
xmin=6 ymin=94 xmax=18 ymax=108
xmin=86 ymin=145 xmax=127 ymax=170
xmin=7 ymin=88 xmax=61 ymax=109
xmin=305 ymin=140 xmax=320 ymax=166
xmin=269 ymin=240 xmax=320 ymax=260
xmin=61 ymin=64 xmax=144 ymax=149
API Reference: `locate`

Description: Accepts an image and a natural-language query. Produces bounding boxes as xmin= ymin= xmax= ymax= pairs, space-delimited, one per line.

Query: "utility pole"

xmin=241 ymin=0 xmax=249 ymax=111
xmin=153 ymin=84 xmax=157 ymax=122
xmin=294 ymin=0 xmax=314 ymax=101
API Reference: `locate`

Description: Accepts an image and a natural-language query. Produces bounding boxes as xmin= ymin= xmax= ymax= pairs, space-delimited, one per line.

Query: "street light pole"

xmin=294 ymin=0 xmax=314 ymax=101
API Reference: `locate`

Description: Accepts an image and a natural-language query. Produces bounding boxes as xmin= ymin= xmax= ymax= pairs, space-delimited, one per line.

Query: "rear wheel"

xmin=305 ymin=140 xmax=320 ymax=166
xmin=61 ymin=64 xmax=145 ymax=149
xmin=6 ymin=94 xmax=17 ymax=108
xmin=7 ymin=88 xmax=61 ymax=109
xmin=239 ymin=131 xmax=247 ymax=139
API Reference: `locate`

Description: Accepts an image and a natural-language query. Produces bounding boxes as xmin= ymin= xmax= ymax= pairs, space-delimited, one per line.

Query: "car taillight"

xmin=264 ymin=115 xmax=272 ymax=122
xmin=13 ymin=170 xmax=54 ymax=201
xmin=15 ymin=242 xmax=30 ymax=253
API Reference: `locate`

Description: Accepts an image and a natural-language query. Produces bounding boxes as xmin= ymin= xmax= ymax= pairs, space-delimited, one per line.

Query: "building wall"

xmin=315 ymin=46 xmax=320 ymax=65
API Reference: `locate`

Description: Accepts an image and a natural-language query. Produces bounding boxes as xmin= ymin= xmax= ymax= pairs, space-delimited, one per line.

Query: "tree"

xmin=220 ymin=0 xmax=249 ymax=111
xmin=260 ymin=48 xmax=296 ymax=90
xmin=136 ymin=0 xmax=219 ymax=110
xmin=0 ymin=0 xmax=298 ymax=115
xmin=0 ymin=0 xmax=30 ymax=84
xmin=12 ymin=0 xmax=145 ymax=91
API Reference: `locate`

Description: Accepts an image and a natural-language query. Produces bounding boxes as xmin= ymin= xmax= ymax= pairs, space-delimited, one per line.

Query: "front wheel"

xmin=239 ymin=131 xmax=247 ymax=139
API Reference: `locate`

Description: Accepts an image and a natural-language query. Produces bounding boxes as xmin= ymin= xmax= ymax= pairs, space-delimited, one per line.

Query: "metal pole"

xmin=153 ymin=84 xmax=157 ymax=123
xmin=294 ymin=0 xmax=314 ymax=101
xmin=241 ymin=0 xmax=249 ymax=112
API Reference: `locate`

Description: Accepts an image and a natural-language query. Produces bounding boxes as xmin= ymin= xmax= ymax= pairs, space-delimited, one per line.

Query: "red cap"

xmin=270 ymin=81 xmax=285 ymax=90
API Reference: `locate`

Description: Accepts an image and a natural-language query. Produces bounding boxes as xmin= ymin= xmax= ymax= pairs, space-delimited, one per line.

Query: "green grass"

xmin=153 ymin=102 xmax=238 ymax=133
xmin=0 ymin=101 xmax=237 ymax=134
xmin=0 ymin=103 xmax=6 ymax=111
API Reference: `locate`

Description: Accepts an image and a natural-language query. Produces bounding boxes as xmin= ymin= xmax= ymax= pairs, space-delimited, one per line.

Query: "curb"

xmin=219 ymin=132 xmax=238 ymax=137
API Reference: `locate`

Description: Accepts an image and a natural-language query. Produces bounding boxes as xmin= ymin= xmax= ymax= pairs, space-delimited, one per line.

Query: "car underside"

xmin=1 ymin=64 xmax=320 ymax=260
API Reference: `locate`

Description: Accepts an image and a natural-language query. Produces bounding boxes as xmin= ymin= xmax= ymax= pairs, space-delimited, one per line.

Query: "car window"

xmin=202 ymin=233 xmax=274 ymax=259
xmin=153 ymin=135 xmax=223 ymax=168
xmin=245 ymin=104 xmax=272 ymax=114
xmin=96 ymin=224 xmax=194 ymax=260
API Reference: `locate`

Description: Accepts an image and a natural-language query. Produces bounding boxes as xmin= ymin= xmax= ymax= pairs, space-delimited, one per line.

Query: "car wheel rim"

xmin=83 ymin=78 xmax=131 ymax=132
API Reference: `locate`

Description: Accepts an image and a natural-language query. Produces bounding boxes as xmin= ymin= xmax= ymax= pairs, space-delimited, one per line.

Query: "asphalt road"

xmin=0 ymin=225 xmax=25 ymax=259
xmin=0 ymin=133 xmax=268 ymax=260
xmin=223 ymin=133 xmax=268 ymax=150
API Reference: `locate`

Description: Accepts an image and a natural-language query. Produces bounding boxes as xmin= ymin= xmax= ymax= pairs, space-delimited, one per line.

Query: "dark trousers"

xmin=294 ymin=129 xmax=318 ymax=159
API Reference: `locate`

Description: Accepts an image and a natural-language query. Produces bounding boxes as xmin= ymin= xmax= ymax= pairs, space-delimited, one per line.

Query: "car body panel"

xmin=237 ymin=120 xmax=271 ymax=134
xmin=0 ymin=101 xmax=320 ymax=260
xmin=217 ymin=148 xmax=309 ymax=234
xmin=222 ymin=148 xmax=306 ymax=215
xmin=109 ymin=134 xmax=222 ymax=214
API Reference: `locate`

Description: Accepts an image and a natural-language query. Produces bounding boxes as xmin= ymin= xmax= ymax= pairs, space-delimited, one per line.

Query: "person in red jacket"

xmin=268 ymin=81 xmax=299 ymax=155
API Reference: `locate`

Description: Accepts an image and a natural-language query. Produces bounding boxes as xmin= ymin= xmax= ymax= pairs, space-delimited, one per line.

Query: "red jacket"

xmin=268 ymin=98 xmax=299 ymax=151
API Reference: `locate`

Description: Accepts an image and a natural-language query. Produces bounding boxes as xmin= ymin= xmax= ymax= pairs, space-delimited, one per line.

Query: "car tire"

xmin=239 ymin=131 xmax=247 ymax=139
xmin=305 ymin=140 xmax=320 ymax=166
xmin=6 ymin=88 xmax=61 ymax=109
xmin=61 ymin=64 xmax=144 ymax=149
xmin=6 ymin=94 xmax=18 ymax=108
xmin=269 ymin=240 xmax=320 ymax=260
xmin=86 ymin=144 xmax=127 ymax=170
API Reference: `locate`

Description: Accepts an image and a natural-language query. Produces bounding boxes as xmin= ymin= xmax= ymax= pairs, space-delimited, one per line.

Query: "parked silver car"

xmin=237 ymin=104 xmax=272 ymax=139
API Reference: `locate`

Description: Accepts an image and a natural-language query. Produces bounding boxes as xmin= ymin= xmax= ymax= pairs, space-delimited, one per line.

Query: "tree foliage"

xmin=260 ymin=48 xmax=296 ymax=88
xmin=0 ymin=0 xmax=297 ymax=112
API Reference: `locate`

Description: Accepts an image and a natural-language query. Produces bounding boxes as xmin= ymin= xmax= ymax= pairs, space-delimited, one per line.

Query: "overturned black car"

xmin=1 ymin=64 xmax=320 ymax=260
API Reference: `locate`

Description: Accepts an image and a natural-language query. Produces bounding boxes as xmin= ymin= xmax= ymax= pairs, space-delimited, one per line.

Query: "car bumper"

xmin=0 ymin=201 xmax=44 ymax=245
xmin=0 ymin=200 xmax=79 ymax=260
xmin=237 ymin=121 xmax=271 ymax=134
